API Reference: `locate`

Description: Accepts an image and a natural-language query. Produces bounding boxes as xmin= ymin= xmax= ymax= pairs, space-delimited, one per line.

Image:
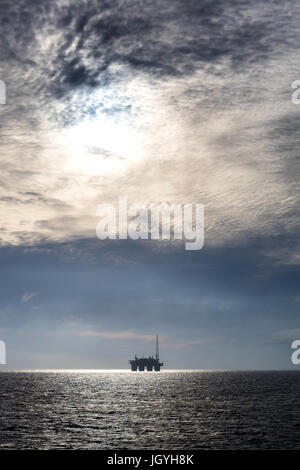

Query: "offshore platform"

xmin=129 ymin=335 xmax=163 ymax=371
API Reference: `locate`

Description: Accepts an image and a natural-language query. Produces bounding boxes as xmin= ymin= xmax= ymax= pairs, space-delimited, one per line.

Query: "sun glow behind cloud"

xmin=54 ymin=83 xmax=147 ymax=175
xmin=60 ymin=114 xmax=142 ymax=175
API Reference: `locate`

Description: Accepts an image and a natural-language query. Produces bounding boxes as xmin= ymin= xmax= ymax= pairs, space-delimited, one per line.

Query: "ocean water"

xmin=0 ymin=370 xmax=299 ymax=450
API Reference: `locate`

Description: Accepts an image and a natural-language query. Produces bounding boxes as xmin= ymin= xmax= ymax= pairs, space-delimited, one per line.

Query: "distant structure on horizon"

xmin=129 ymin=334 xmax=163 ymax=371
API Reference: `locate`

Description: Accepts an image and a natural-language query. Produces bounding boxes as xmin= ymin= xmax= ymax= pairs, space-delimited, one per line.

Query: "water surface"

xmin=0 ymin=370 xmax=299 ymax=449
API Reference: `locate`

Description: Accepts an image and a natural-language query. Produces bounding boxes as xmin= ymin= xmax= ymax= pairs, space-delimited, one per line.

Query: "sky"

xmin=0 ymin=0 xmax=299 ymax=369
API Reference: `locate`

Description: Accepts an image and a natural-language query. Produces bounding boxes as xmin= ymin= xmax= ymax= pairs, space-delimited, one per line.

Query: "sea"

xmin=0 ymin=370 xmax=299 ymax=450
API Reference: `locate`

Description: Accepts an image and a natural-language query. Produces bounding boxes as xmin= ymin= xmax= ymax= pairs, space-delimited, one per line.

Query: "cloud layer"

xmin=0 ymin=0 xmax=298 ymax=263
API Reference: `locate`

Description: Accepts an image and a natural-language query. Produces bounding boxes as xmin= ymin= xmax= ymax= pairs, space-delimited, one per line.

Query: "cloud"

xmin=74 ymin=331 xmax=219 ymax=348
xmin=26 ymin=327 xmax=224 ymax=350
xmin=162 ymin=339 xmax=216 ymax=349
xmin=74 ymin=330 xmax=162 ymax=341
xmin=21 ymin=292 xmax=38 ymax=303
xmin=0 ymin=0 xmax=298 ymax=269
xmin=272 ymin=329 xmax=300 ymax=341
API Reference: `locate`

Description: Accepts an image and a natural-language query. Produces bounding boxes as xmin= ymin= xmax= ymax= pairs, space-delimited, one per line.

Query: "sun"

xmin=62 ymin=117 xmax=140 ymax=175
xmin=60 ymin=114 xmax=142 ymax=175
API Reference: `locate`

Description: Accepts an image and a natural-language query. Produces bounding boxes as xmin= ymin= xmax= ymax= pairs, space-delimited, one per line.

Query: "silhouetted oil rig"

xmin=129 ymin=335 xmax=163 ymax=371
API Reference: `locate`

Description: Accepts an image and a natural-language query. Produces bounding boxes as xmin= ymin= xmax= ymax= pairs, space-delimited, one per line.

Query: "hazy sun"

xmin=61 ymin=115 xmax=142 ymax=175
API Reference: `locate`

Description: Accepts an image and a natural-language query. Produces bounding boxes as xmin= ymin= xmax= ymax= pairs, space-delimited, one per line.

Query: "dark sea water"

xmin=0 ymin=370 xmax=300 ymax=450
